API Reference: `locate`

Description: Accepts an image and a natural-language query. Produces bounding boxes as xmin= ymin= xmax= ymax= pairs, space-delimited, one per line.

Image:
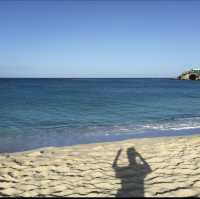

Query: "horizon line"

xmin=0 ymin=76 xmax=174 ymax=79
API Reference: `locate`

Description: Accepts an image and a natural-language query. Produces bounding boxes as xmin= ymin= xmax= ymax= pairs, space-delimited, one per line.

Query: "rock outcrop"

xmin=178 ymin=69 xmax=200 ymax=80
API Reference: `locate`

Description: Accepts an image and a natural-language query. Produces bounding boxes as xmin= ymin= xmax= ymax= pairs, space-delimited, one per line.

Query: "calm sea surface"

xmin=1 ymin=78 xmax=200 ymax=152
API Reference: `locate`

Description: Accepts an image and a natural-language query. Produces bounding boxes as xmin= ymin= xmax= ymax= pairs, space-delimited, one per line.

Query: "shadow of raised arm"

xmin=112 ymin=149 xmax=122 ymax=169
xmin=135 ymin=151 xmax=152 ymax=172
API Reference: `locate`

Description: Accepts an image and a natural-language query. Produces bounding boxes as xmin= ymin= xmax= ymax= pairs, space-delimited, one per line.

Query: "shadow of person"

xmin=112 ymin=147 xmax=152 ymax=197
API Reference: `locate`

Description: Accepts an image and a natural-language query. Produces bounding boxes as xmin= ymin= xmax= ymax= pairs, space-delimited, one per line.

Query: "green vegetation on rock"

xmin=178 ymin=69 xmax=200 ymax=80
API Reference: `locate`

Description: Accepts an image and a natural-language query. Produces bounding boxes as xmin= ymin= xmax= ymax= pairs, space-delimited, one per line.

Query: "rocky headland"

xmin=177 ymin=69 xmax=200 ymax=80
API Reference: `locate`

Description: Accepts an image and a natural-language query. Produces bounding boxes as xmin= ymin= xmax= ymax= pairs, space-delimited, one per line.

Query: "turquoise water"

xmin=1 ymin=78 xmax=200 ymax=152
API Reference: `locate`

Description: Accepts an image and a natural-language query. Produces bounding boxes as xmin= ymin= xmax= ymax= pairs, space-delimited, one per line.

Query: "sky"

xmin=0 ymin=0 xmax=200 ymax=78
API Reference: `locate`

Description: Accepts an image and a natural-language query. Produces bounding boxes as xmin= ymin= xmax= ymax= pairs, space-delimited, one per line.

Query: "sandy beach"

xmin=0 ymin=135 xmax=200 ymax=197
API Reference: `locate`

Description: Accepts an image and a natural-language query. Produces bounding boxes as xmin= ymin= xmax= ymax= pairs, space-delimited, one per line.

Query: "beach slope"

xmin=0 ymin=135 xmax=200 ymax=197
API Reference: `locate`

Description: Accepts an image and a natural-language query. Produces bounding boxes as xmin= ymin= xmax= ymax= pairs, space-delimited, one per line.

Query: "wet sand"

xmin=0 ymin=135 xmax=200 ymax=197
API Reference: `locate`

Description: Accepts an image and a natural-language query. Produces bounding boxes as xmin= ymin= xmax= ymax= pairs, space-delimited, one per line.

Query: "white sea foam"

xmin=91 ymin=117 xmax=200 ymax=135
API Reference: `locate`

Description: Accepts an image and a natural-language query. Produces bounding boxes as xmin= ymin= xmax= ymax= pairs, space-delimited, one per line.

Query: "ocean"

xmin=1 ymin=78 xmax=200 ymax=153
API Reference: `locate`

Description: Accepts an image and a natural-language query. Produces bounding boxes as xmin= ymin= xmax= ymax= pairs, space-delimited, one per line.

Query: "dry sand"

xmin=0 ymin=135 xmax=200 ymax=197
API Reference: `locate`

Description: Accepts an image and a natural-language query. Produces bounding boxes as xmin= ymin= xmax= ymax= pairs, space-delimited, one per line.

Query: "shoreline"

xmin=0 ymin=134 xmax=200 ymax=197
xmin=1 ymin=133 xmax=198 ymax=155
xmin=1 ymin=129 xmax=200 ymax=154
xmin=2 ymin=130 xmax=200 ymax=154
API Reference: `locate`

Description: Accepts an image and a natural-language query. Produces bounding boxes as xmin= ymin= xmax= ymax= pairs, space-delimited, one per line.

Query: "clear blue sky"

xmin=0 ymin=0 xmax=200 ymax=77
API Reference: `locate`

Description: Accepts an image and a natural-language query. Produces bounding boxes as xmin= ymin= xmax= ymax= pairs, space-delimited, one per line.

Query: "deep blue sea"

xmin=1 ymin=78 xmax=200 ymax=153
